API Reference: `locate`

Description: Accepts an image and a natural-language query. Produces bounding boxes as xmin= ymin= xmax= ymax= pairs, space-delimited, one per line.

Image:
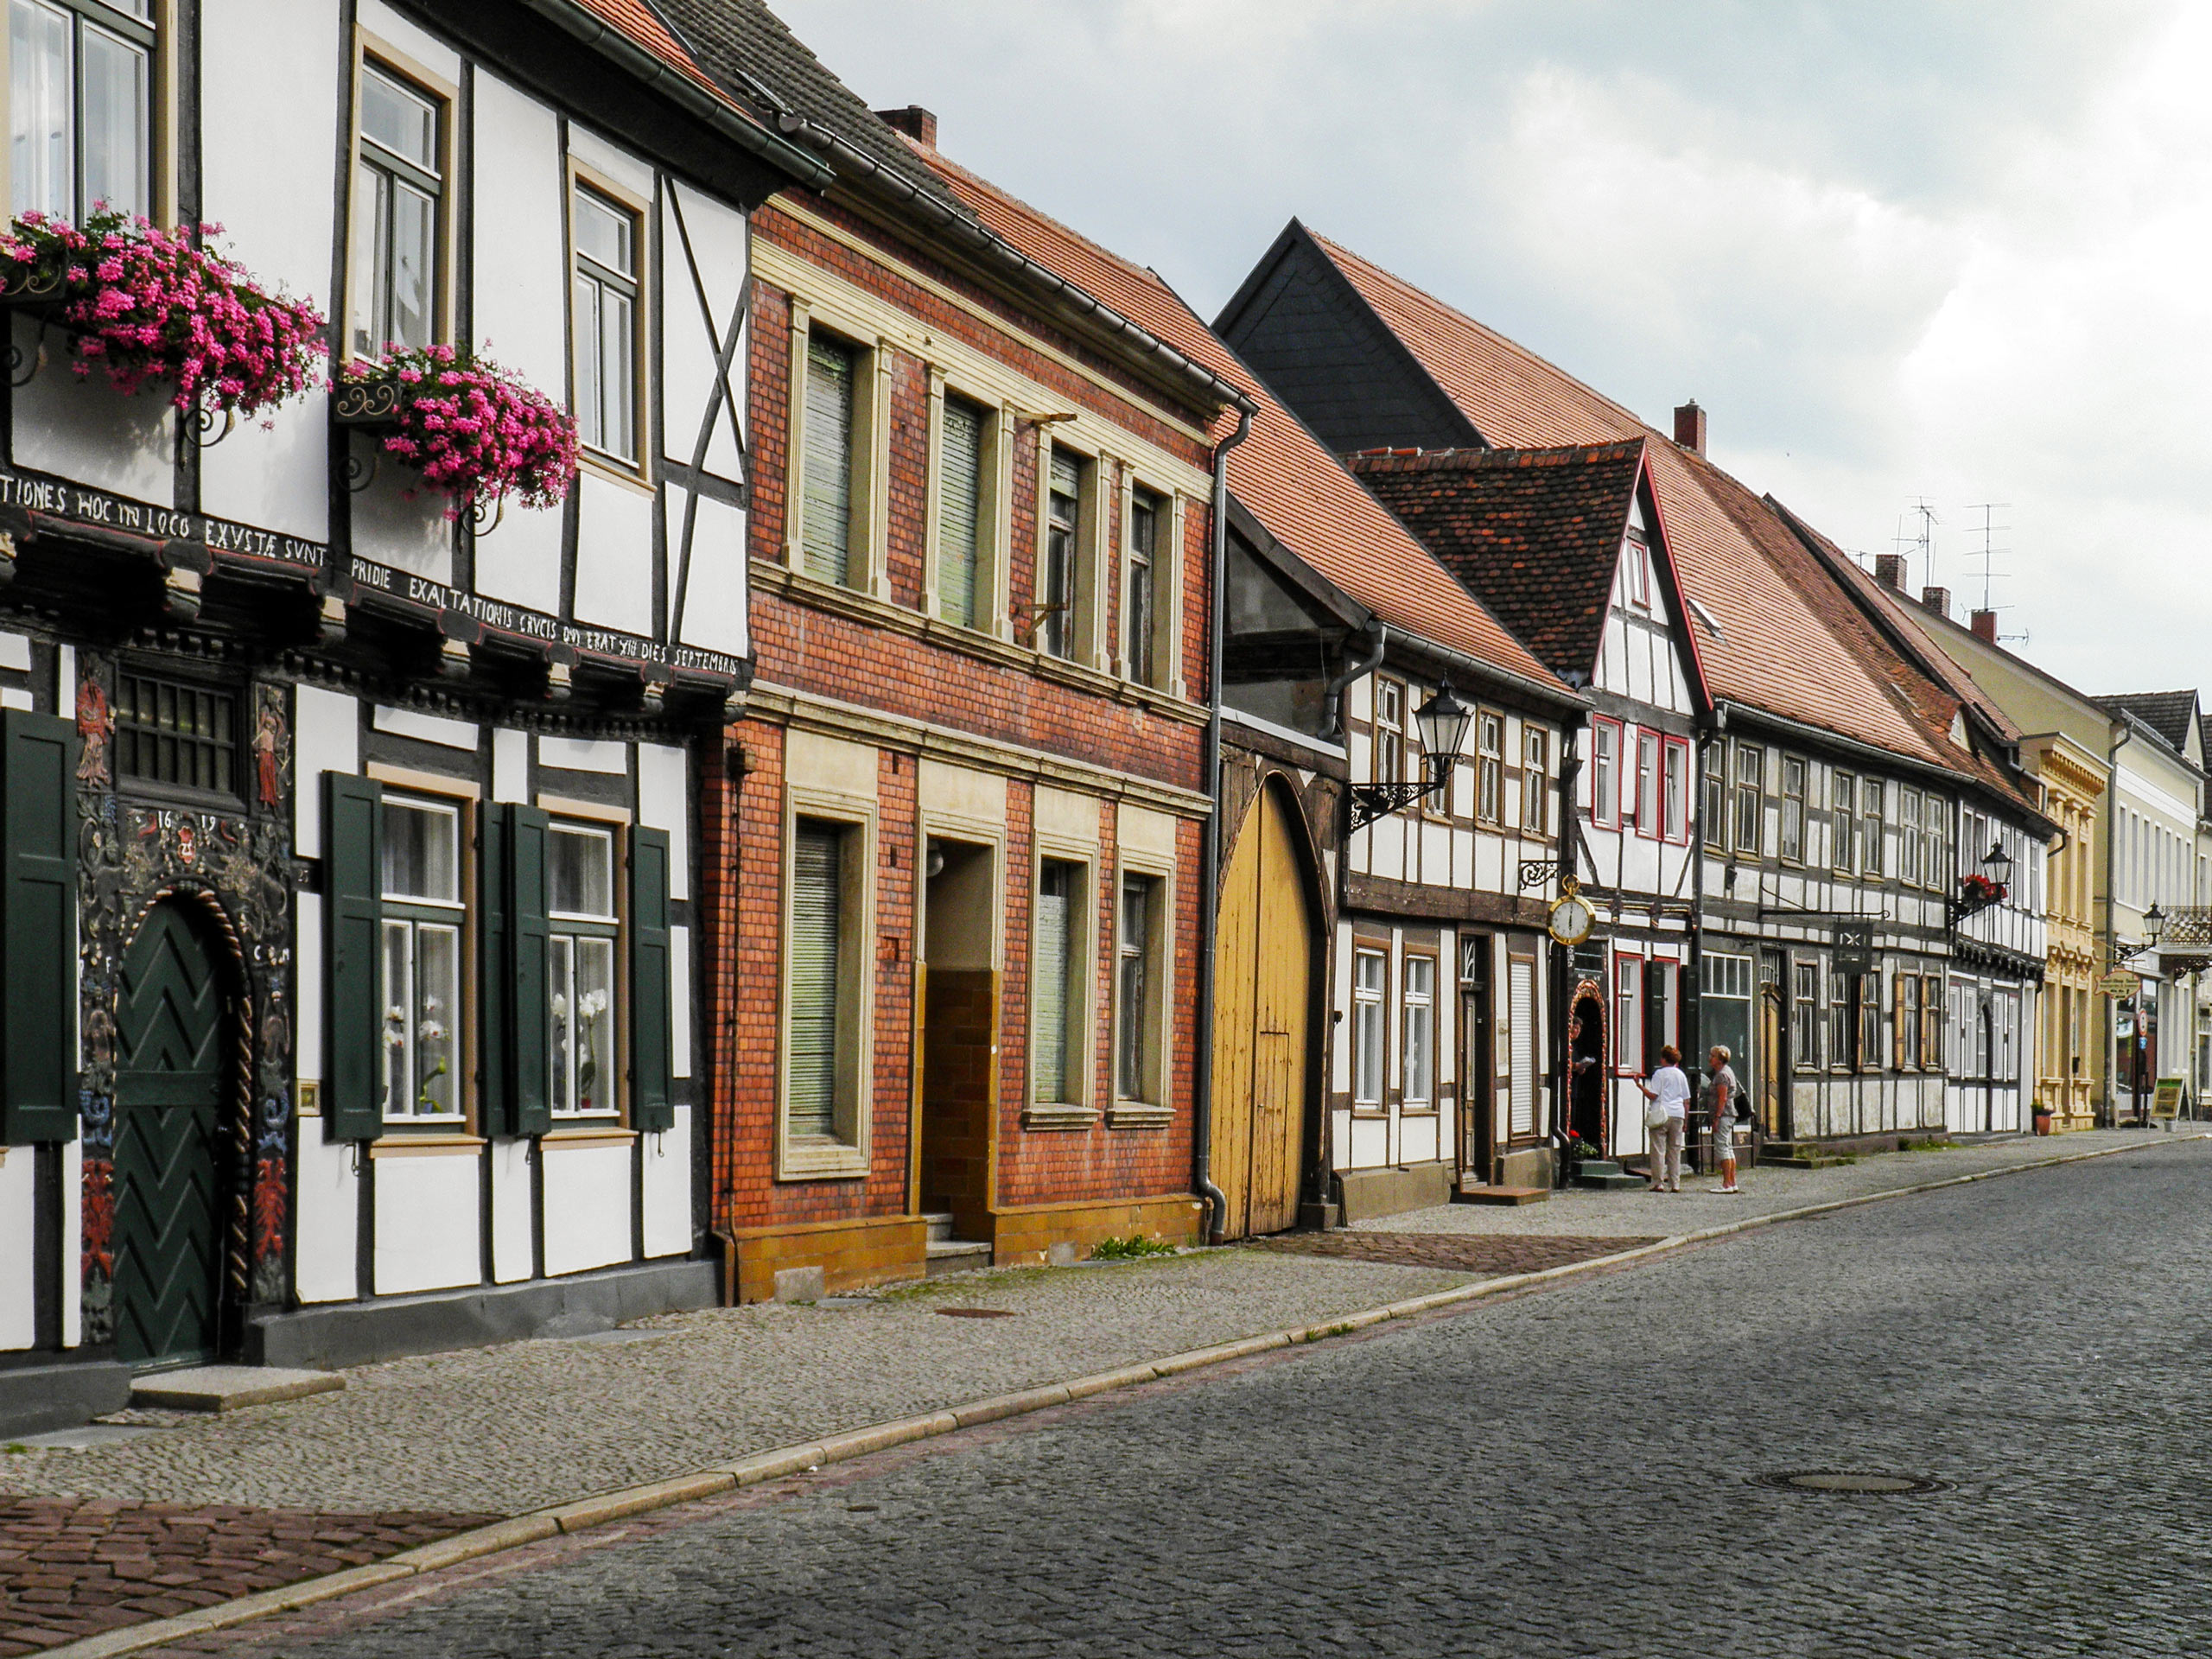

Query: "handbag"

xmin=1644 ymin=1101 xmax=1671 ymax=1132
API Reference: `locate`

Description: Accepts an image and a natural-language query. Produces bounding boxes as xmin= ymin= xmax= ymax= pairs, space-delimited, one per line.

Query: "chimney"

xmin=874 ymin=105 xmax=937 ymax=148
xmin=1873 ymin=554 xmax=1906 ymax=590
xmin=1970 ymin=608 xmax=1998 ymax=644
xmin=1921 ymin=586 xmax=1949 ymax=620
xmin=1673 ymin=400 xmax=1707 ymax=455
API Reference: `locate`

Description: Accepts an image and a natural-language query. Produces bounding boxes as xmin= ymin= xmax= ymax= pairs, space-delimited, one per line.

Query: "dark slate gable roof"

xmin=2094 ymin=690 xmax=2198 ymax=755
xmin=1346 ymin=442 xmax=1646 ymax=682
xmin=652 ymin=0 xmax=976 ymax=224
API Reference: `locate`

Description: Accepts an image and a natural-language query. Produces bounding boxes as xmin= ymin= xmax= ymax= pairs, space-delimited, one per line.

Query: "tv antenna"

xmin=1908 ymin=498 xmax=1939 ymax=593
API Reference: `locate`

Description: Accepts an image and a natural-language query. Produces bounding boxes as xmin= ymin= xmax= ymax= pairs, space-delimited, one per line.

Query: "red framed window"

xmin=1662 ymin=736 xmax=1691 ymax=842
xmin=1635 ymin=729 xmax=1660 ymax=839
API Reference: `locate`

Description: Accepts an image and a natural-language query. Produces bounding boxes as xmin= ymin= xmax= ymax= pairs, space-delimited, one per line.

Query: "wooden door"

xmin=1211 ymin=786 xmax=1313 ymax=1238
xmin=1459 ymin=957 xmax=1493 ymax=1187
xmin=111 ymin=904 xmax=228 ymax=1368
xmin=1758 ymin=985 xmax=1788 ymax=1140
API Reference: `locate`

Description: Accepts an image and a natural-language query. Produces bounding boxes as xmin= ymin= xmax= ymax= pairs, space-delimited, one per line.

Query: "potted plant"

xmin=1958 ymin=873 xmax=2007 ymax=910
xmin=2031 ymin=1099 xmax=2054 ymax=1136
xmin=0 ymin=209 xmax=326 ymax=426
xmin=336 ymin=342 xmax=576 ymax=526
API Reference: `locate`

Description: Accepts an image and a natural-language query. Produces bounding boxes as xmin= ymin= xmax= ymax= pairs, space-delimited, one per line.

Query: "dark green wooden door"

xmin=112 ymin=904 xmax=228 ymax=1367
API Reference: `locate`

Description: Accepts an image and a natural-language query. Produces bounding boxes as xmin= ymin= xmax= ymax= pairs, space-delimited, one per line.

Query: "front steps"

xmin=1573 ymin=1160 xmax=1646 ymax=1191
xmin=1452 ymin=1181 xmax=1549 ymax=1205
xmin=923 ymin=1212 xmax=992 ymax=1277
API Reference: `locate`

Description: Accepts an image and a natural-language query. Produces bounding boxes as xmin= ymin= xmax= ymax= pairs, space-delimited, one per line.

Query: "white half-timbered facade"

xmin=0 ymin=0 xmax=817 ymax=1437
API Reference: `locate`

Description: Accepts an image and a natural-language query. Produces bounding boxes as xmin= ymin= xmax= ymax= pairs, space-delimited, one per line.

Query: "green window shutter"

xmin=0 ymin=709 xmax=79 ymax=1143
xmin=938 ymin=397 xmax=982 ymax=628
xmin=322 ymin=772 xmax=384 ymax=1141
xmin=629 ymin=827 xmax=674 ymax=1133
xmin=787 ymin=821 xmax=842 ymax=1138
xmin=479 ymin=804 xmax=512 ymax=1135
xmin=801 ymin=335 xmax=855 ymax=586
xmin=508 ymin=805 xmax=552 ymax=1137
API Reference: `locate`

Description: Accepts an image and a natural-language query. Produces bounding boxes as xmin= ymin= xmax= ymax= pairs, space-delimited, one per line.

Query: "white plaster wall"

xmin=353 ymin=474 xmax=455 ymax=584
xmin=660 ymin=183 xmax=747 ymax=484
xmin=372 ymin=1155 xmax=481 ymax=1294
xmin=637 ymin=743 xmax=690 ymax=899
xmin=567 ymin=124 xmax=653 ymax=200
xmin=198 ymin=0 xmax=340 ymax=542
xmin=640 ymin=1104 xmax=691 ymax=1258
xmin=542 ymin=1143 xmax=630 ymax=1275
xmin=474 ymin=499 xmax=566 ymax=617
xmin=295 ymin=898 xmax=323 ymax=1084
xmin=489 ymin=1139 xmax=533 ymax=1284
xmin=0 ymin=1151 xmax=35 ymax=1349
xmin=293 ymin=686 xmax=360 ymax=858
xmin=571 ymin=474 xmax=656 ymax=636
xmin=293 ymin=1132 xmax=359 ymax=1304
xmin=671 ymin=487 xmax=750 ymax=658
xmin=358 ymin=0 xmax=461 ymax=80
xmin=493 ymin=728 xmax=530 ymax=804
xmin=539 ymin=734 xmax=626 ymax=774
xmin=373 ymin=705 xmax=478 ymax=751
xmin=670 ymin=923 xmax=692 ymax=1080
xmin=13 ymin=321 xmax=175 ymax=500
xmin=60 ymin=1136 xmax=79 ymax=1345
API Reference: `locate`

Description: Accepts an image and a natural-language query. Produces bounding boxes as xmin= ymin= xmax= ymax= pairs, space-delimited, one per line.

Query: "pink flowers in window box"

xmin=1 ymin=210 xmax=327 ymax=421
xmin=340 ymin=344 xmax=577 ymax=521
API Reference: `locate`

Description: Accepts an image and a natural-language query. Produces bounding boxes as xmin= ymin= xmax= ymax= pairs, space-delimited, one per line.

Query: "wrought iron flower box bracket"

xmin=1350 ymin=755 xmax=1456 ymax=830
xmin=0 ymin=262 xmax=67 ymax=388
xmin=1948 ymin=877 xmax=2008 ymax=927
xmin=334 ymin=374 xmax=409 ymax=493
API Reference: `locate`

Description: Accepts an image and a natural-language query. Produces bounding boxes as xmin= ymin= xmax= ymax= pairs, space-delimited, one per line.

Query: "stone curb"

xmin=41 ymin=1131 xmax=2201 ymax=1659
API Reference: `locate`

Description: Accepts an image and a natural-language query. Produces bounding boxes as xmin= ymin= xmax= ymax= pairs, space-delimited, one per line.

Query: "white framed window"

xmin=349 ymin=55 xmax=446 ymax=359
xmin=1635 ymin=729 xmax=1658 ymax=838
xmin=1899 ymin=788 xmax=1923 ymax=885
xmin=1373 ymin=679 xmax=1405 ymax=786
xmin=10 ymin=0 xmax=153 ymax=221
xmin=1662 ymin=736 xmax=1688 ymax=842
xmin=380 ymin=794 xmax=464 ymax=1122
xmin=1592 ymin=718 xmax=1620 ymax=826
xmin=1703 ymin=743 xmax=1726 ymax=849
xmin=1402 ymin=954 xmax=1434 ymax=1109
xmin=1353 ymin=948 xmax=1386 ymax=1108
xmin=1733 ymin=744 xmax=1764 ymax=855
xmin=1832 ymin=772 xmax=1856 ymax=873
xmin=1781 ymin=756 xmax=1806 ymax=863
xmin=1522 ymin=727 xmax=1548 ymax=836
xmin=1861 ymin=779 xmax=1885 ymax=879
xmin=1793 ymin=960 xmax=1820 ymax=1069
xmin=1613 ymin=953 xmax=1643 ymax=1074
xmin=571 ymin=180 xmax=642 ymax=468
xmin=547 ymin=822 xmax=619 ymax=1118
xmin=1476 ymin=710 xmax=1503 ymax=824
xmin=1624 ymin=533 xmax=1650 ymax=608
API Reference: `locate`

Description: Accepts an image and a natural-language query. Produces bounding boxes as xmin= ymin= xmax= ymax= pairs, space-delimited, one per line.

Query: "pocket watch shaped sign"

xmin=1548 ymin=880 xmax=1596 ymax=946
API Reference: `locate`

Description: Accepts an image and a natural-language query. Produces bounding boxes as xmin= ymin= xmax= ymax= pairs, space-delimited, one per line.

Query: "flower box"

xmin=335 ymin=345 xmax=576 ymax=524
xmin=331 ymin=370 xmax=408 ymax=431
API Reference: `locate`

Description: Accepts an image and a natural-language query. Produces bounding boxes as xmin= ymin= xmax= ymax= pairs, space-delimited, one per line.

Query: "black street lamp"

xmin=1351 ymin=680 xmax=1475 ymax=829
xmin=2145 ymin=903 xmax=2166 ymax=947
xmin=1982 ymin=839 xmax=2013 ymax=884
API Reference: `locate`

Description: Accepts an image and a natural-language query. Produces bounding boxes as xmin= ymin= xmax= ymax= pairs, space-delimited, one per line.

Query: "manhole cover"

xmin=936 ymin=1306 xmax=1018 ymax=1319
xmin=1761 ymin=1470 xmax=1946 ymax=1494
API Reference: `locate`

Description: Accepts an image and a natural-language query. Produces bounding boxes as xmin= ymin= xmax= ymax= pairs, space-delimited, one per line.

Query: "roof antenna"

xmin=1964 ymin=501 xmax=2026 ymax=644
xmin=1909 ymin=497 xmax=1939 ymax=593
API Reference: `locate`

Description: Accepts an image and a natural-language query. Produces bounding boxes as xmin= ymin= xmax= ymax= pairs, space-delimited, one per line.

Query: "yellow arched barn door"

xmin=1211 ymin=784 xmax=1313 ymax=1238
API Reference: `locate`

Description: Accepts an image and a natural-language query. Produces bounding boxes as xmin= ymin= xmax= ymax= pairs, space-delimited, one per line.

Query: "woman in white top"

xmin=1635 ymin=1045 xmax=1691 ymax=1192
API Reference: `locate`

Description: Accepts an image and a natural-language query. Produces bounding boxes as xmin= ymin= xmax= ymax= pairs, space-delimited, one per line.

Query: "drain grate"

xmin=936 ymin=1307 xmax=1018 ymax=1319
xmin=1760 ymin=1470 xmax=1946 ymax=1495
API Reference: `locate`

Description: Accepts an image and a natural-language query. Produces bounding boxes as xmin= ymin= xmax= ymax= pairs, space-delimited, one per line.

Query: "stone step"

xmin=1575 ymin=1160 xmax=1625 ymax=1179
xmin=1575 ymin=1170 xmax=1649 ymax=1191
xmin=1453 ymin=1184 xmax=1550 ymax=1206
xmin=925 ymin=1239 xmax=992 ymax=1278
xmin=922 ymin=1211 xmax=956 ymax=1244
xmin=130 ymin=1365 xmax=343 ymax=1414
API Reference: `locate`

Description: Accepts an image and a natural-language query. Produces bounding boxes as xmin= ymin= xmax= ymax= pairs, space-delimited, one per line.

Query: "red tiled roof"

xmin=916 ymin=154 xmax=1568 ymax=693
xmin=574 ymin=0 xmax=767 ymax=122
xmin=1306 ymin=231 xmax=1997 ymax=776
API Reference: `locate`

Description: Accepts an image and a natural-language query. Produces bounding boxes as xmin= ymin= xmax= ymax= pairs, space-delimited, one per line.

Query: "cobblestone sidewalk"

xmin=1250 ymin=1231 xmax=1658 ymax=1274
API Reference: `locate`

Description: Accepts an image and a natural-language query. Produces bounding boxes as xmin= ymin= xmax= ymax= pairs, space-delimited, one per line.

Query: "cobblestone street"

xmin=117 ymin=1132 xmax=2212 ymax=1657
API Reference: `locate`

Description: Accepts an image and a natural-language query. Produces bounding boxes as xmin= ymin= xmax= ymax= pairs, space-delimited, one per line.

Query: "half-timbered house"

xmin=0 ymin=0 xmax=804 ymax=1436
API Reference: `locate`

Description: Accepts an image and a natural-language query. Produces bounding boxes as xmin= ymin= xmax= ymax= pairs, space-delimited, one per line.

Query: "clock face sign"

xmin=1548 ymin=892 xmax=1595 ymax=946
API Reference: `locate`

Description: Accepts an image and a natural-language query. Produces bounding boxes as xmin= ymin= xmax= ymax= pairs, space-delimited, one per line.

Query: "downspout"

xmin=2103 ymin=721 xmax=2132 ymax=1128
xmin=1193 ymin=405 xmax=1255 ymax=1244
xmin=1323 ymin=620 xmax=1387 ymax=741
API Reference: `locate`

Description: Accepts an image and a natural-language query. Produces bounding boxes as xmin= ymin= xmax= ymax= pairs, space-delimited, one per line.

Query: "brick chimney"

xmin=1673 ymin=401 xmax=1707 ymax=455
xmin=1922 ymin=587 xmax=1949 ymax=620
xmin=1971 ymin=608 xmax=1998 ymax=644
xmin=1873 ymin=554 xmax=1906 ymax=590
xmin=874 ymin=105 xmax=938 ymax=148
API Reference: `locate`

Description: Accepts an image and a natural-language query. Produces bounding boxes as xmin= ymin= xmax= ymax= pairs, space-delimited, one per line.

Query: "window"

xmin=350 ymin=59 xmax=442 ymax=359
xmin=1125 ymin=486 xmax=1160 ymax=684
xmin=1033 ymin=859 xmax=1085 ymax=1104
xmin=10 ymin=0 xmax=151 ymax=221
xmin=937 ymin=395 xmax=987 ymax=629
xmin=1623 ymin=533 xmax=1650 ymax=607
xmin=1703 ymin=743 xmax=1726 ymax=849
xmin=1734 ymin=744 xmax=1764 ymax=856
xmin=788 ymin=819 xmax=849 ymax=1139
xmin=1613 ymin=954 xmax=1643 ymax=1073
xmin=1832 ymin=772 xmax=1855 ymax=873
xmin=1781 ymin=756 xmax=1806 ymax=863
xmin=1373 ymin=680 xmax=1404 ymax=788
xmin=380 ymin=795 xmax=463 ymax=1122
xmin=1922 ymin=798 xmax=1948 ymax=894
xmin=546 ymin=823 xmax=619 ymax=1117
xmin=1115 ymin=874 xmax=1159 ymax=1104
xmin=1662 ymin=738 xmax=1688 ymax=842
xmin=1402 ymin=955 xmax=1434 ymax=1109
xmin=1522 ymin=728 xmax=1548 ymax=836
xmin=1793 ymin=962 xmax=1820 ymax=1069
xmin=1592 ymin=719 xmax=1619 ymax=826
xmin=1636 ymin=729 xmax=1658 ymax=838
xmin=1921 ymin=974 xmax=1944 ymax=1069
xmin=1476 ymin=711 xmax=1503 ymax=824
xmin=799 ymin=333 xmax=857 ymax=586
xmin=1861 ymin=780 xmax=1885 ymax=879
xmin=571 ymin=182 xmax=640 ymax=466
xmin=1897 ymin=972 xmax=1922 ymax=1071
xmin=113 ymin=671 xmax=238 ymax=797
xmin=1827 ymin=969 xmax=1850 ymax=1070
xmin=1856 ymin=973 xmax=1881 ymax=1071
xmin=1041 ymin=449 xmax=1082 ymax=659
xmin=1898 ymin=789 xmax=1923 ymax=885
xmin=1353 ymin=950 xmax=1386 ymax=1108
xmin=1507 ymin=956 xmax=1536 ymax=1138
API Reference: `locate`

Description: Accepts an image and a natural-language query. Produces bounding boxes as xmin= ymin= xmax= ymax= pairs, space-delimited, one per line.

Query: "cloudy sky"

xmin=770 ymin=1 xmax=2208 ymax=698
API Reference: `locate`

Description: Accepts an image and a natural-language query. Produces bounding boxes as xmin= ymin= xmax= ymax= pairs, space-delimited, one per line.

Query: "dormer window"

xmin=1624 ymin=531 xmax=1651 ymax=609
xmin=10 ymin=0 xmax=154 ymax=220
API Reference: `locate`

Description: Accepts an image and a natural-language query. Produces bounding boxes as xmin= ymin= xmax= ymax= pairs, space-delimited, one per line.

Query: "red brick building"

xmin=667 ymin=6 xmax=1250 ymax=1298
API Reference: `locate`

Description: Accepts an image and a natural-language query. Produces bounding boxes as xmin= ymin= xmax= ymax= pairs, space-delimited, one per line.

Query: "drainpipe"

xmin=1323 ymin=621 xmax=1386 ymax=741
xmin=1193 ymin=405 xmax=1255 ymax=1244
xmin=2103 ymin=721 xmax=2132 ymax=1128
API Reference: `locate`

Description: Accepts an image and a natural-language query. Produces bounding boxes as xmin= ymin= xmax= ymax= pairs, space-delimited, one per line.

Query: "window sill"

xmin=578 ymin=449 xmax=652 ymax=495
xmin=1104 ymin=1102 xmax=1172 ymax=1130
xmin=542 ymin=1124 xmax=635 ymax=1148
xmin=1021 ymin=1103 xmax=1100 ymax=1133
xmin=778 ymin=1135 xmax=870 ymax=1180
xmin=370 ymin=1132 xmax=484 ymax=1158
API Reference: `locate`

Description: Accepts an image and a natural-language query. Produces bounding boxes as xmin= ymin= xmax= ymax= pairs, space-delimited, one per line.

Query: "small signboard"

xmin=2153 ymin=1077 xmax=2186 ymax=1119
xmin=1834 ymin=920 xmax=1874 ymax=974
xmin=2100 ymin=971 xmax=2140 ymax=998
